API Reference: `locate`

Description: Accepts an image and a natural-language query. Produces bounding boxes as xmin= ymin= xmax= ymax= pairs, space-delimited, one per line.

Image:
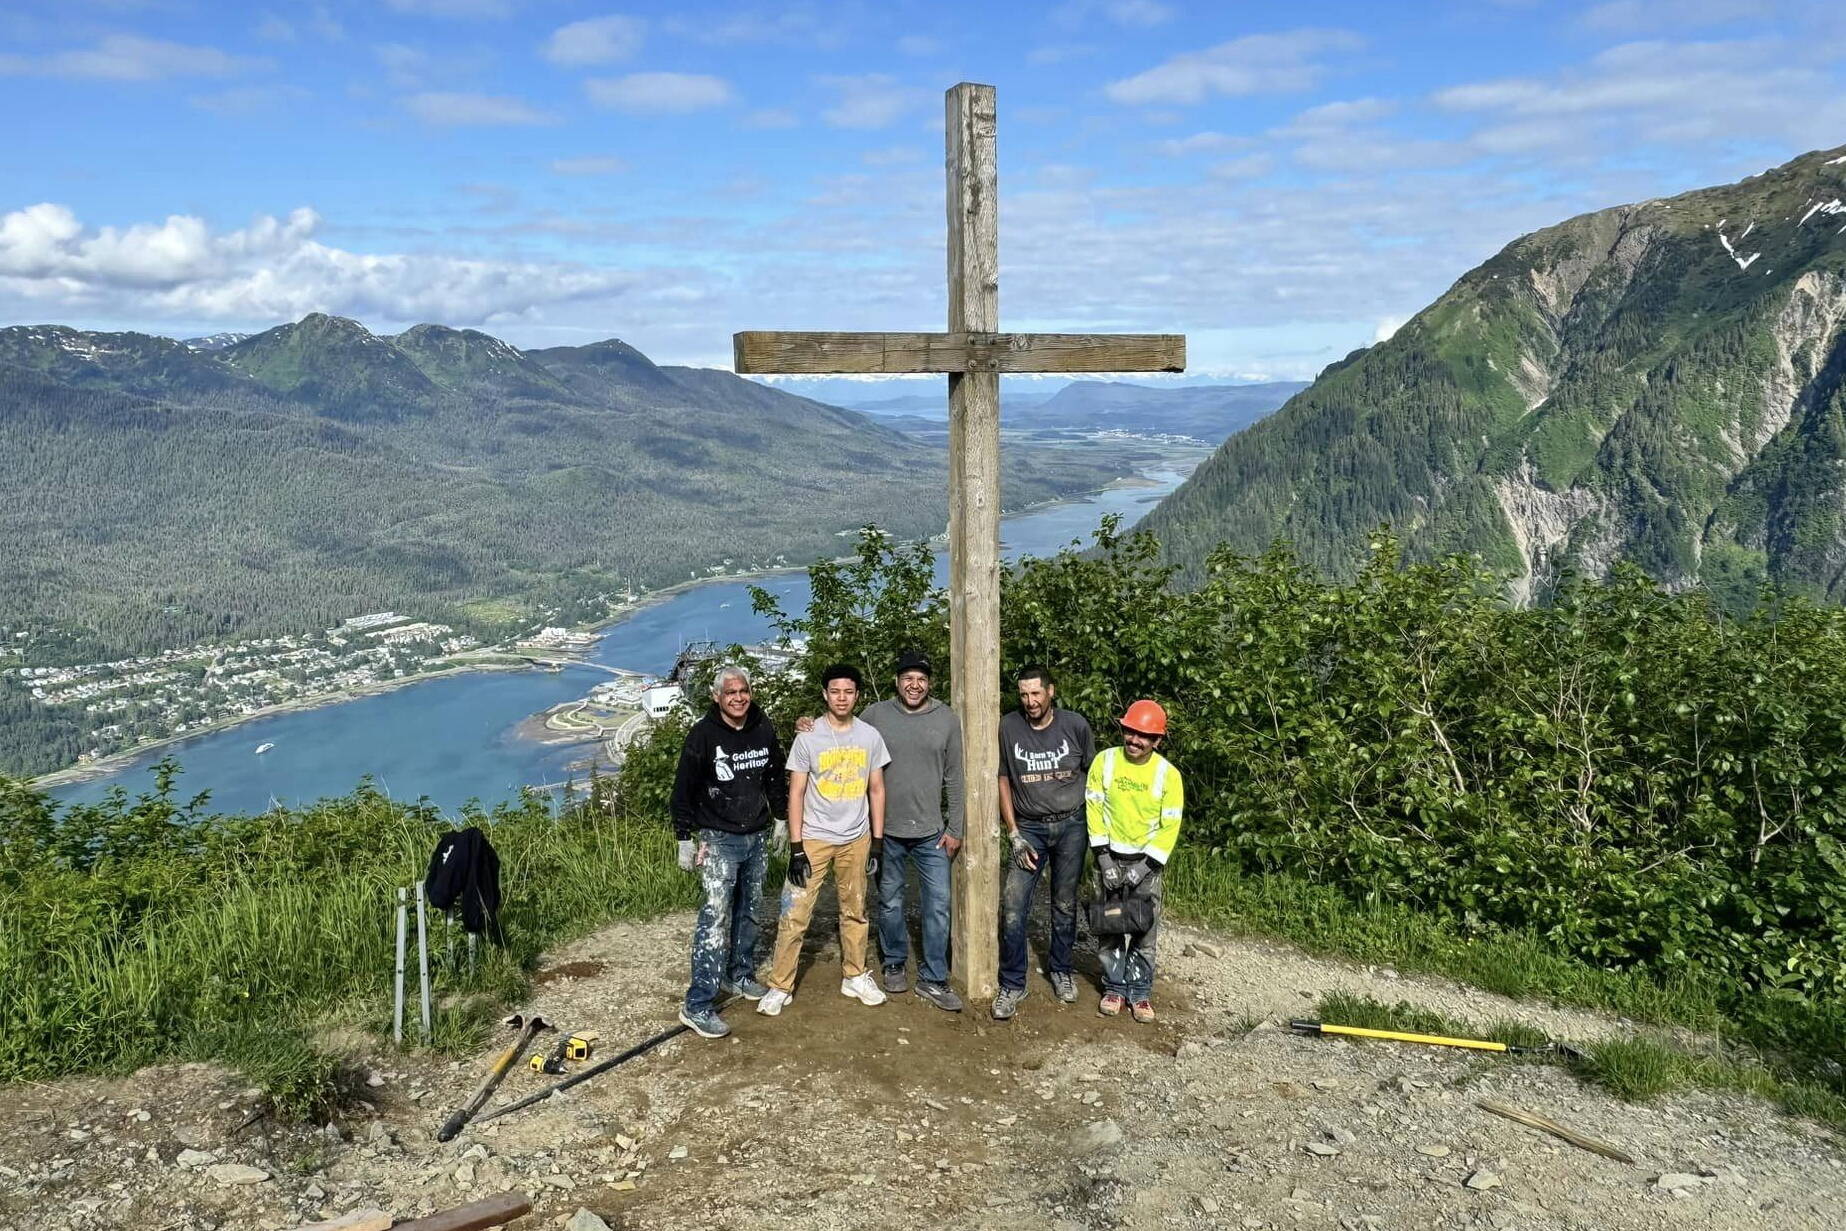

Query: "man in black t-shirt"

xmin=994 ymin=663 xmax=1096 ymax=1020
xmin=669 ymin=665 xmax=786 ymax=1039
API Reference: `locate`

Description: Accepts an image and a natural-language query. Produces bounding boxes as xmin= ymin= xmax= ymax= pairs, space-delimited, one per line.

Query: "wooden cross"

xmin=734 ymin=82 xmax=1185 ymax=1003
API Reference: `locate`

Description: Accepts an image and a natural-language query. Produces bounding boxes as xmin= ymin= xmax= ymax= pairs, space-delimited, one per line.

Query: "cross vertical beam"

xmin=945 ymin=82 xmax=1001 ymax=1002
xmin=730 ymin=82 xmax=1184 ymax=1008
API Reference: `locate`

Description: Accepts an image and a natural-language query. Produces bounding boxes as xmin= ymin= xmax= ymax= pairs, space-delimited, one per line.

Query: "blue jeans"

xmin=684 ymin=827 xmax=769 ymax=1015
xmin=876 ymin=831 xmax=953 ymax=986
xmin=999 ymin=811 xmax=1086 ymax=992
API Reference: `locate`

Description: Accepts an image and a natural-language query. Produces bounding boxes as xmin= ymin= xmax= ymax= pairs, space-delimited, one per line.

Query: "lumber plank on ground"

xmin=388 ymin=1192 xmax=533 ymax=1231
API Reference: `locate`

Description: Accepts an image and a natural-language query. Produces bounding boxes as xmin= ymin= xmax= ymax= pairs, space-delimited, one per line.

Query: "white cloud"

xmin=0 ymin=202 xmax=633 ymax=326
xmin=1581 ymin=0 xmax=1755 ymax=33
xmin=383 ymin=0 xmax=513 ymax=18
xmin=550 ymin=155 xmax=628 ymax=176
xmin=585 ymin=71 xmax=733 ymax=112
xmin=0 ymin=34 xmax=268 ymax=81
xmin=896 ymin=35 xmax=939 ymax=56
xmin=1154 ymin=131 xmax=1251 ymax=157
xmin=404 ymin=92 xmax=554 ymax=126
xmin=1434 ymin=37 xmax=1846 ymax=153
xmin=1372 ymin=315 xmax=1403 ymax=343
xmin=1028 ymin=43 xmax=1096 ymax=66
xmin=190 ymin=85 xmax=311 ymax=115
xmin=542 ymin=15 xmax=644 ymax=66
xmin=1209 ymin=153 xmax=1275 ymax=179
xmin=1279 ymin=97 xmax=1398 ymax=133
xmin=1055 ymin=0 xmax=1175 ymax=27
xmin=862 ymin=145 xmax=923 ymax=167
xmin=740 ymin=107 xmax=798 ymax=129
xmin=668 ymin=5 xmax=848 ymax=48
xmin=1105 ymin=29 xmax=1364 ymax=106
xmin=816 ymin=73 xmax=929 ymax=129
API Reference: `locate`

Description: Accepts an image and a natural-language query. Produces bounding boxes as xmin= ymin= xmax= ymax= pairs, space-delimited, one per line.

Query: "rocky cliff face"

xmin=1145 ymin=146 xmax=1846 ymax=607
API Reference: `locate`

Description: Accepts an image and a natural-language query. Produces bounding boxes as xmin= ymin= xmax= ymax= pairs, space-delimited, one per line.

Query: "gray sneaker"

xmin=991 ymin=987 xmax=1026 ymax=1021
xmin=1050 ymin=971 xmax=1078 ymax=1003
xmin=882 ymin=964 xmax=909 ymax=995
xmin=723 ymin=976 xmax=769 ymax=1001
xmin=678 ymin=1006 xmax=731 ymax=1039
xmin=916 ymin=981 xmax=964 ymax=1012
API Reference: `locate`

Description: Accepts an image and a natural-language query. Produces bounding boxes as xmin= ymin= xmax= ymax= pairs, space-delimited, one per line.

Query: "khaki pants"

xmin=768 ymin=833 xmax=870 ymax=991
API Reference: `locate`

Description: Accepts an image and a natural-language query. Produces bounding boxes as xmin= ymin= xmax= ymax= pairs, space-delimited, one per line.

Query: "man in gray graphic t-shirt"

xmin=758 ymin=663 xmax=890 ymax=1018
xmin=994 ymin=663 xmax=1095 ymax=1020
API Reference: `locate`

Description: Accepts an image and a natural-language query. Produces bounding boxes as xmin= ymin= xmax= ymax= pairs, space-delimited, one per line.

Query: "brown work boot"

xmin=1131 ymin=999 xmax=1156 ymax=1024
xmin=1098 ymin=993 xmax=1125 ymax=1017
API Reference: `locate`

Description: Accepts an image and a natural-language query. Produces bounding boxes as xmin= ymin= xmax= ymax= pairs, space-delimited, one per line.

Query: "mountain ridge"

xmin=1143 ymin=144 xmax=1846 ymax=606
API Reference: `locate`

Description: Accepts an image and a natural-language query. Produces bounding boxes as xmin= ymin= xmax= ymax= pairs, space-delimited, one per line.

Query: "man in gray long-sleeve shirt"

xmin=864 ymin=647 xmax=965 ymax=1011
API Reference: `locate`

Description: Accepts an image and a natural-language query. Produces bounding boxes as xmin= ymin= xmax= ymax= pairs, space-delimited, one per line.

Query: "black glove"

xmin=867 ymin=837 xmax=884 ymax=879
xmin=787 ymin=841 xmax=811 ymax=890
xmin=1097 ymin=850 xmax=1123 ymax=892
xmin=1011 ymin=832 xmax=1038 ymax=871
xmin=1124 ymin=859 xmax=1155 ymax=889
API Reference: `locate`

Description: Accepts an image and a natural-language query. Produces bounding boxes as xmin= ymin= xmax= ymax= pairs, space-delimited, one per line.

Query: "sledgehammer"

xmin=437 ymin=1013 xmax=553 ymax=1142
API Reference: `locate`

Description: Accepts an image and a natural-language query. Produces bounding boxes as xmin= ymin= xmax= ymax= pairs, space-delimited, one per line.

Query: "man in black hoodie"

xmin=671 ymin=664 xmax=786 ymax=1039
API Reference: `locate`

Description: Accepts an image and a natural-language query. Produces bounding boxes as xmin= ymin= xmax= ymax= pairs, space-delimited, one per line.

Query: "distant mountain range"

xmin=1145 ymin=145 xmax=1846 ymax=608
xmin=0 ymin=314 xmax=1117 ymax=656
xmin=851 ymin=379 xmax=1305 ymax=443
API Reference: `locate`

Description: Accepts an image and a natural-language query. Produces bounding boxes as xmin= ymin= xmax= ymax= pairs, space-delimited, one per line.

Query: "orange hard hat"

xmin=1120 ymin=699 xmax=1167 ymax=736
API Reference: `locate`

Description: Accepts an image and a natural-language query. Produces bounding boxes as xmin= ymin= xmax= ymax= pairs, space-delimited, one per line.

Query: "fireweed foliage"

xmin=749 ymin=521 xmax=1844 ymax=1079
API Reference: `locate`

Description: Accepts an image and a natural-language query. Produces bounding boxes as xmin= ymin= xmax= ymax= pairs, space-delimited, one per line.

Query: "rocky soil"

xmin=2 ymin=895 xmax=1841 ymax=1231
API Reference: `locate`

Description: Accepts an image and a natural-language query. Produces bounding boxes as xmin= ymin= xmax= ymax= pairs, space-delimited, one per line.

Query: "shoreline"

xmin=29 ymin=660 xmax=532 ymax=791
xmin=28 ymin=462 xmax=1195 ymax=793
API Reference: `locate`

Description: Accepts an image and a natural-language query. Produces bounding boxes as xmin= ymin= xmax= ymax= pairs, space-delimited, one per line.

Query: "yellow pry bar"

xmin=1312 ymin=1023 xmax=1509 ymax=1052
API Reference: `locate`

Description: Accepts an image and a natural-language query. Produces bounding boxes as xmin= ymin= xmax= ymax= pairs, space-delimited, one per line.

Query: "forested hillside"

xmin=0 ymin=315 xmax=1116 ymax=658
xmin=1144 ymin=145 xmax=1846 ymax=606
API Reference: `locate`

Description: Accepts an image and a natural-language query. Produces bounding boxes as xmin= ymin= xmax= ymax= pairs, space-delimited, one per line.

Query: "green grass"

xmin=1167 ymin=853 xmax=1846 ymax=1132
xmin=1165 ymin=852 xmax=1726 ymax=1028
xmin=0 ymin=777 xmax=699 ymax=1120
xmin=1310 ymin=992 xmax=1846 ymax=1130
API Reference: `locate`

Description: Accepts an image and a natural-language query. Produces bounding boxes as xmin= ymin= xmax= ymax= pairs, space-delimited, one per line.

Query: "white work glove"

xmin=771 ymin=818 xmax=789 ymax=856
xmin=677 ymin=839 xmax=697 ymax=872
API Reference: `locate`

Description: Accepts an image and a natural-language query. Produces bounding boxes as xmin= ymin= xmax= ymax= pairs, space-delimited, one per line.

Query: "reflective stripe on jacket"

xmin=1084 ymin=746 xmax=1183 ymax=864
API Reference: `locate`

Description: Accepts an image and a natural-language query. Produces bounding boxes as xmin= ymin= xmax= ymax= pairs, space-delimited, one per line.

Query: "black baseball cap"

xmin=895 ymin=648 xmax=932 ymax=678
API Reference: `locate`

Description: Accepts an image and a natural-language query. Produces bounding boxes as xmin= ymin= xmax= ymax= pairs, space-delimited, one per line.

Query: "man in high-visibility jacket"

xmin=1085 ymin=699 xmax=1183 ymax=1022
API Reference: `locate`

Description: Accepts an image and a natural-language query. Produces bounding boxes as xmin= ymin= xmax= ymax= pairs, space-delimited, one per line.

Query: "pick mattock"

xmin=437 ymin=1013 xmax=553 ymax=1142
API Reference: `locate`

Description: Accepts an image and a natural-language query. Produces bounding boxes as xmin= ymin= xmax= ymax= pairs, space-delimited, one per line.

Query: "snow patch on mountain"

xmin=1717 ymin=228 xmax=1761 ymax=271
xmin=1798 ymin=199 xmax=1844 ymax=226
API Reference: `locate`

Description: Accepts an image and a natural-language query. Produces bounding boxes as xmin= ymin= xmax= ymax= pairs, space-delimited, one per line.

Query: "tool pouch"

xmin=1088 ymin=893 xmax=1155 ymax=936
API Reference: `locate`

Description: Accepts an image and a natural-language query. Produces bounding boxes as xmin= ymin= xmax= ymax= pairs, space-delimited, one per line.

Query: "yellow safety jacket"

xmin=1085 ymin=746 xmax=1184 ymax=865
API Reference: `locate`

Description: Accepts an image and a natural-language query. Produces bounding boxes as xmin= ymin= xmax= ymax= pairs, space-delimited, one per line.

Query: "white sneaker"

xmin=841 ymin=972 xmax=887 ymax=1006
xmin=756 ymin=987 xmax=792 ymax=1016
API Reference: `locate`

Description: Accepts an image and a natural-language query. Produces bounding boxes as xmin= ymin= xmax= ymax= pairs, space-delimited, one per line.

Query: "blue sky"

xmin=3 ymin=0 xmax=1843 ymax=379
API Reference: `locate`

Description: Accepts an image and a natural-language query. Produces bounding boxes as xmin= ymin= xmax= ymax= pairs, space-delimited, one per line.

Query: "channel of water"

xmin=50 ymin=467 xmax=1185 ymax=815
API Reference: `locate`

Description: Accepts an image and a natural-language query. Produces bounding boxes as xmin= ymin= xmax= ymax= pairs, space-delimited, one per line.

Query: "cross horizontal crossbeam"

xmin=734 ymin=330 xmax=1185 ymax=375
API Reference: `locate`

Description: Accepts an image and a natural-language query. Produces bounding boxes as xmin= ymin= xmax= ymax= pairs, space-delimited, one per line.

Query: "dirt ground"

xmin=2 ymin=884 xmax=1843 ymax=1231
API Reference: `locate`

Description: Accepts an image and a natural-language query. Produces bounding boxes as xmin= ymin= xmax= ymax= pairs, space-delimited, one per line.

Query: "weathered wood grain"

xmin=732 ymin=331 xmax=1184 ymax=374
xmin=947 ymin=82 xmax=1002 ymax=1003
xmin=389 ymin=1192 xmax=533 ymax=1231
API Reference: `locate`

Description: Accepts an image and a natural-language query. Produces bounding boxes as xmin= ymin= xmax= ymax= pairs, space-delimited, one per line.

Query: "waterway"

xmin=50 ymin=468 xmax=1186 ymax=815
